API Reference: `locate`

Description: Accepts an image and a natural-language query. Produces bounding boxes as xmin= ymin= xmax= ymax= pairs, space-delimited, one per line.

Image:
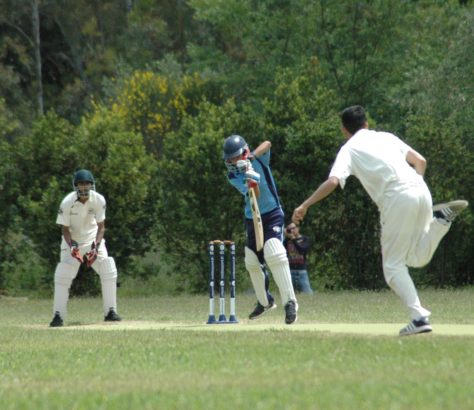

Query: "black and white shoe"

xmin=49 ymin=311 xmax=63 ymax=327
xmin=249 ymin=297 xmax=277 ymax=320
xmin=433 ymin=200 xmax=468 ymax=223
xmin=399 ymin=317 xmax=432 ymax=336
xmin=284 ymin=300 xmax=298 ymax=325
xmin=104 ymin=308 xmax=122 ymax=322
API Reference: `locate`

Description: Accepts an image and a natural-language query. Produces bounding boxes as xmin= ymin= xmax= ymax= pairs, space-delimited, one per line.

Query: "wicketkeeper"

xmin=49 ymin=169 xmax=121 ymax=327
xmin=223 ymin=135 xmax=298 ymax=324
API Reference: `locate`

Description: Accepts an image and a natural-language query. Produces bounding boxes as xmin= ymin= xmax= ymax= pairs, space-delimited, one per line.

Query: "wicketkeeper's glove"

xmin=85 ymin=241 xmax=100 ymax=267
xmin=70 ymin=240 xmax=83 ymax=263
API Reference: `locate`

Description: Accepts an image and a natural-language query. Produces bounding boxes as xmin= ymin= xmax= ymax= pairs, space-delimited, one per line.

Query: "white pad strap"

xmin=245 ymin=247 xmax=269 ymax=306
xmin=53 ymin=262 xmax=79 ymax=319
xmin=96 ymin=257 xmax=118 ymax=315
xmin=264 ymin=238 xmax=296 ymax=306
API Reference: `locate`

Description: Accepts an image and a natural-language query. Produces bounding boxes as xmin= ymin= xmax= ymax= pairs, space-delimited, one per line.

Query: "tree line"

xmin=1 ymin=0 xmax=473 ymax=295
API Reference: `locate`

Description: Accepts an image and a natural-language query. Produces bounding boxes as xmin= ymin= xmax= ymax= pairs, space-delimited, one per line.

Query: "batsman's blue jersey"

xmin=227 ymin=150 xmax=283 ymax=219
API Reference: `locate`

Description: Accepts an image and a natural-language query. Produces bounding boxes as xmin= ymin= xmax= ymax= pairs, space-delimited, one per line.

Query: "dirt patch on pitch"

xmin=40 ymin=321 xmax=474 ymax=336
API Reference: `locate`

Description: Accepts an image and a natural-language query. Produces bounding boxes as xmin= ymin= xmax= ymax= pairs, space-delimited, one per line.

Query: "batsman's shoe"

xmin=399 ymin=317 xmax=432 ymax=336
xmin=249 ymin=298 xmax=277 ymax=320
xmin=433 ymin=200 xmax=468 ymax=223
xmin=49 ymin=312 xmax=63 ymax=327
xmin=104 ymin=308 xmax=122 ymax=322
xmin=284 ymin=300 xmax=298 ymax=325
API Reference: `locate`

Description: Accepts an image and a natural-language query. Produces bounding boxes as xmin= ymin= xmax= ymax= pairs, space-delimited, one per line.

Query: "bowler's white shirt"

xmin=329 ymin=129 xmax=424 ymax=208
xmin=56 ymin=190 xmax=106 ymax=244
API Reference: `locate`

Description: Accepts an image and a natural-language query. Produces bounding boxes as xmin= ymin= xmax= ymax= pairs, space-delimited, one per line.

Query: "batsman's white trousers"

xmin=380 ymin=181 xmax=449 ymax=319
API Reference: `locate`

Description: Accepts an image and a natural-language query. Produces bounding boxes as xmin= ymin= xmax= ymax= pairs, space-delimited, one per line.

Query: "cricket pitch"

xmin=42 ymin=321 xmax=474 ymax=336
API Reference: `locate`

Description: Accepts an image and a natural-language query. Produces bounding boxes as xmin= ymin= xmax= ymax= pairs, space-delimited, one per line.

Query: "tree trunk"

xmin=32 ymin=0 xmax=44 ymax=115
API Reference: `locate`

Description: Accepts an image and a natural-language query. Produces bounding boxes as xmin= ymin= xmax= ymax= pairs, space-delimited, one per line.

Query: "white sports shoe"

xmin=433 ymin=200 xmax=468 ymax=223
xmin=399 ymin=317 xmax=432 ymax=336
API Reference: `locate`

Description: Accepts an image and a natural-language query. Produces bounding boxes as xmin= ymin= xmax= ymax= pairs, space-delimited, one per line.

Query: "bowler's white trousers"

xmin=380 ymin=181 xmax=449 ymax=319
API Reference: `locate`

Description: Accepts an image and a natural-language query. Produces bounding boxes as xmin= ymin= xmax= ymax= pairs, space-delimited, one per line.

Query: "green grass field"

xmin=1 ymin=289 xmax=474 ymax=409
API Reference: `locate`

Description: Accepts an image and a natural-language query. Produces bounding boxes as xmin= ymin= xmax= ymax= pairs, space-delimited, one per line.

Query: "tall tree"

xmin=31 ymin=0 xmax=43 ymax=115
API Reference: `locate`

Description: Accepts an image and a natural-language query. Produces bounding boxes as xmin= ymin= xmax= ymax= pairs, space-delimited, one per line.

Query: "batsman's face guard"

xmin=73 ymin=169 xmax=96 ymax=198
xmin=223 ymin=134 xmax=250 ymax=174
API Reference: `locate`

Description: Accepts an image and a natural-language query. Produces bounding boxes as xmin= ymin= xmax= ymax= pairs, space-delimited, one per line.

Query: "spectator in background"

xmin=284 ymin=223 xmax=314 ymax=294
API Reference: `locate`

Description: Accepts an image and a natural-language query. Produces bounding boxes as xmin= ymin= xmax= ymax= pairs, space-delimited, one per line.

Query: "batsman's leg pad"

xmin=264 ymin=238 xmax=296 ymax=306
xmin=53 ymin=262 xmax=79 ymax=319
xmin=95 ymin=257 xmax=118 ymax=315
xmin=245 ymin=247 xmax=269 ymax=306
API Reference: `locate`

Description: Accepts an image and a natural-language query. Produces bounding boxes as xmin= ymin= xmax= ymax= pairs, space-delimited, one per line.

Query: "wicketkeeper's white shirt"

xmin=56 ymin=190 xmax=106 ymax=245
xmin=329 ymin=128 xmax=424 ymax=209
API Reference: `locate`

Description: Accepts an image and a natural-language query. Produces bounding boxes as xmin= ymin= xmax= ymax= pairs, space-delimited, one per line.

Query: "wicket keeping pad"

xmin=54 ymin=262 xmax=79 ymax=286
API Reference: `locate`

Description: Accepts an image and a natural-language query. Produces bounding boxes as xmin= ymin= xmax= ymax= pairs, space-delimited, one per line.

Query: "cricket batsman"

xmin=49 ymin=169 xmax=121 ymax=327
xmin=223 ymin=134 xmax=298 ymax=324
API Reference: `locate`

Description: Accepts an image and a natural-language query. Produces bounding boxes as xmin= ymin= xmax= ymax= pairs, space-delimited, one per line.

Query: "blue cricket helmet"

xmin=223 ymin=135 xmax=249 ymax=160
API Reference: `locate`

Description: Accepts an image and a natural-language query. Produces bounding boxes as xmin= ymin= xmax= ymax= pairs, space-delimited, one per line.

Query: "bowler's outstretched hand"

xmin=292 ymin=205 xmax=307 ymax=225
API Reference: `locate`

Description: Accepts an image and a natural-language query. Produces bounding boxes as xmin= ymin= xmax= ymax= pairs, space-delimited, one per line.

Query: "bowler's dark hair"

xmin=341 ymin=105 xmax=367 ymax=135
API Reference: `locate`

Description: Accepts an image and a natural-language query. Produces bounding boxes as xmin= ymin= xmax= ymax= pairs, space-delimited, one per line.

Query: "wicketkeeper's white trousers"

xmin=53 ymin=240 xmax=118 ymax=319
xmin=380 ymin=182 xmax=449 ymax=319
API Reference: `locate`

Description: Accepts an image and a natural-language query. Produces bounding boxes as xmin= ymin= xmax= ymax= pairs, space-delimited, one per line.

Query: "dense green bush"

xmin=0 ymin=110 xmax=158 ymax=295
xmin=154 ymin=99 xmax=248 ymax=292
xmin=1 ymin=1 xmax=473 ymax=295
xmin=0 ymin=230 xmax=50 ymax=296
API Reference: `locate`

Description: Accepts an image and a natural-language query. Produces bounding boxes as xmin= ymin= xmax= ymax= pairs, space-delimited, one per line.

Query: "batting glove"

xmin=245 ymin=169 xmax=260 ymax=184
xmin=70 ymin=240 xmax=83 ymax=263
xmin=236 ymin=159 xmax=251 ymax=174
xmin=85 ymin=241 xmax=100 ymax=267
xmin=247 ymin=179 xmax=258 ymax=189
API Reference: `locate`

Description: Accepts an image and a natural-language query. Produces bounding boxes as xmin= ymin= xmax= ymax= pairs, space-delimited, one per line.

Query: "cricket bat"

xmin=248 ymin=185 xmax=264 ymax=251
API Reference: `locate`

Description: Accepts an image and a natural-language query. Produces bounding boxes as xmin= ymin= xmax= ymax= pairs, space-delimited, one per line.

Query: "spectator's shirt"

xmin=284 ymin=236 xmax=311 ymax=270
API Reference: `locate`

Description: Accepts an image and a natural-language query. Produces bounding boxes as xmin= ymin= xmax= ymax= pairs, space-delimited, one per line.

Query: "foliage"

xmin=155 ymin=99 xmax=249 ymax=291
xmin=0 ymin=101 xmax=22 ymax=236
xmin=402 ymin=10 xmax=474 ymax=286
xmin=0 ymin=109 xmax=158 ymax=294
xmin=261 ymin=64 xmax=384 ymax=289
xmin=76 ymin=105 xmax=159 ymax=265
xmin=0 ymin=230 xmax=50 ymax=295
xmin=0 ymin=1 xmax=473 ymax=293
xmin=110 ymin=70 xmax=206 ymax=155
